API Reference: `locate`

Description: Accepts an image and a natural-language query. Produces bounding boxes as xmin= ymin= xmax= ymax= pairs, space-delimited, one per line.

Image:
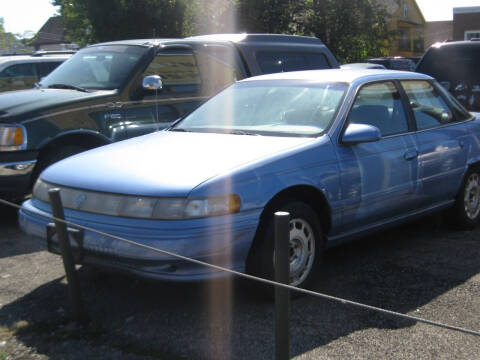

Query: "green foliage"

xmin=0 ymin=18 xmax=16 ymax=49
xmin=235 ymin=0 xmax=300 ymax=33
xmin=53 ymin=0 xmax=394 ymax=62
xmin=301 ymin=0 xmax=394 ymax=63
xmin=0 ymin=17 xmax=32 ymax=53
xmin=182 ymin=0 xmax=236 ymax=35
xmin=53 ymin=0 xmax=186 ymax=45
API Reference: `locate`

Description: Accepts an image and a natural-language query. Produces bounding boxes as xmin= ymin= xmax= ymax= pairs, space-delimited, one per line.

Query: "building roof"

xmin=31 ymin=17 xmax=68 ymax=47
xmin=453 ymin=6 xmax=480 ymax=15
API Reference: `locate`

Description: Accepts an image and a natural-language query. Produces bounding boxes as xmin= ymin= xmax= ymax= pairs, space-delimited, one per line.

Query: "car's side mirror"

xmin=341 ymin=123 xmax=381 ymax=144
xmin=142 ymin=75 xmax=163 ymax=91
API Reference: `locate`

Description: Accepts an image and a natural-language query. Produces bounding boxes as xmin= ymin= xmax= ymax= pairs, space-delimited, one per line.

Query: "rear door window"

xmin=256 ymin=52 xmax=330 ymax=74
xmin=401 ymin=80 xmax=457 ymax=130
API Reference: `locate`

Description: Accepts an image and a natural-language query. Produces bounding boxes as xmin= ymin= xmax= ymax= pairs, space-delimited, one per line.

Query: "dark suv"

xmin=416 ymin=40 xmax=480 ymax=112
xmin=367 ymin=57 xmax=416 ymax=71
xmin=0 ymin=34 xmax=339 ymax=201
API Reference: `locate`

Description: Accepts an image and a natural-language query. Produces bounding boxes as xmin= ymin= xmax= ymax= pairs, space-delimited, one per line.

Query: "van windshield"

xmin=40 ymin=45 xmax=148 ymax=90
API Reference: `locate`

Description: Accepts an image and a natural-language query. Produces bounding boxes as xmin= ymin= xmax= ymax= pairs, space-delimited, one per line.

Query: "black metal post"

xmin=274 ymin=211 xmax=290 ymax=360
xmin=48 ymin=188 xmax=86 ymax=324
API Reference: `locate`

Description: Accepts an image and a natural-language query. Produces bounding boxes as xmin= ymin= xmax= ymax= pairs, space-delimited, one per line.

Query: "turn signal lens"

xmin=0 ymin=125 xmax=26 ymax=151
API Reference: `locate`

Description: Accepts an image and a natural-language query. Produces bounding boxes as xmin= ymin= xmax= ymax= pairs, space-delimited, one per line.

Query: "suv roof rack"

xmin=31 ymin=50 xmax=76 ymax=56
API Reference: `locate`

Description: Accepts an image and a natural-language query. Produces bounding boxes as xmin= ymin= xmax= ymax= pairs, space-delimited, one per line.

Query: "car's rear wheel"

xmin=247 ymin=201 xmax=324 ymax=293
xmin=451 ymin=168 xmax=480 ymax=229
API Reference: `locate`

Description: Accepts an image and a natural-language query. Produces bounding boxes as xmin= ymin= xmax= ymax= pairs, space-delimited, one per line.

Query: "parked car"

xmin=416 ymin=40 xmax=480 ymax=112
xmin=367 ymin=57 xmax=416 ymax=71
xmin=0 ymin=51 xmax=74 ymax=92
xmin=19 ymin=69 xmax=480 ymax=289
xmin=0 ymin=34 xmax=339 ymax=202
xmin=341 ymin=62 xmax=386 ymax=70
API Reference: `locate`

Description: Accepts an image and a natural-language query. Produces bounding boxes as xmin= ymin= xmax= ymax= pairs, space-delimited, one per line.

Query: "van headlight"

xmin=33 ymin=179 xmax=241 ymax=219
xmin=0 ymin=125 xmax=26 ymax=151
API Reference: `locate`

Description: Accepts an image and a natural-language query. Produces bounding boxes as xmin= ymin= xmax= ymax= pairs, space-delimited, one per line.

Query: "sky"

xmin=0 ymin=0 xmax=480 ymax=35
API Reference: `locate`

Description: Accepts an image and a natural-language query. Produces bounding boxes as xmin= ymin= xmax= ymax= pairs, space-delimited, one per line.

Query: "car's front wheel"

xmin=247 ymin=201 xmax=324 ymax=291
xmin=451 ymin=168 xmax=480 ymax=229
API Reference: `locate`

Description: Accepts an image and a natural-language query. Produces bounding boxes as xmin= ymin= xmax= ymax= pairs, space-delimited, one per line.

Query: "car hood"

xmin=0 ymin=88 xmax=115 ymax=121
xmin=42 ymin=131 xmax=315 ymax=197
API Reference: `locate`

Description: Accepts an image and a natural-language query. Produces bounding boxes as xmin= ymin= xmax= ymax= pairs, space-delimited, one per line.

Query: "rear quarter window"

xmin=256 ymin=51 xmax=330 ymax=74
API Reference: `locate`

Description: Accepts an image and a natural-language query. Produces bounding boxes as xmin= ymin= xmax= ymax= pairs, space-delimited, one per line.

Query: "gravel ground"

xmin=1 ymin=203 xmax=480 ymax=360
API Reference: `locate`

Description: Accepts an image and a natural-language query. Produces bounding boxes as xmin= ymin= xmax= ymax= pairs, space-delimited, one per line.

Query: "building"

xmin=453 ymin=6 xmax=480 ymax=41
xmin=425 ymin=20 xmax=453 ymax=48
xmin=424 ymin=6 xmax=480 ymax=50
xmin=31 ymin=16 xmax=78 ymax=51
xmin=380 ymin=0 xmax=426 ymax=57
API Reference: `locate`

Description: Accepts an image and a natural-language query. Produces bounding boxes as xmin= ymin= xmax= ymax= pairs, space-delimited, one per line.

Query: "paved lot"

xmin=1 ymin=203 xmax=480 ymax=359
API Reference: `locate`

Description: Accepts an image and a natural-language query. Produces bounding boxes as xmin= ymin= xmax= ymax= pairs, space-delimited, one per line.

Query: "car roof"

xmin=0 ymin=54 xmax=71 ymax=64
xmin=90 ymin=33 xmax=325 ymax=48
xmin=340 ymin=63 xmax=387 ymax=70
xmin=429 ymin=40 xmax=480 ymax=49
xmin=241 ymin=69 xmax=433 ymax=85
xmin=91 ymin=39 xmax=180 ymax=47
xmin=185 ymin=33 xmax=324 ymax=45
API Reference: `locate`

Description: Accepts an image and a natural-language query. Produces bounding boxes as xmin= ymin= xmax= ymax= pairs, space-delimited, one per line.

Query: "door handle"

xmin=404 ymin=149 xmax=418 ymax=160
xmin=459 ymin=140 xmax=465 ymax=148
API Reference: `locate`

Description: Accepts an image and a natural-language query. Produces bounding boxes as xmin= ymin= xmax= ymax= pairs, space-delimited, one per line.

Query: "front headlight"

xmin=0 ymin=125 xmax=26 ymax=151
xmin=33 ymin=179 xmax=241 ymax=219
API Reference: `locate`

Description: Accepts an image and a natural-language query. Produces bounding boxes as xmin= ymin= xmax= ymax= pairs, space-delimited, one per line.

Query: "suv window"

xmin=416 ymin=46 xmax=480 ymax=89
xmin=401 ymin=80 xmax=455 ymax=130
xmin=36 ymin=61 xmax=63 ymax=78
xmin=348 ymin=81 xmax=408 ymax=136
xmin=143 ymin=49 xmax=201 ymax=94
xmin=256 ymin=51 xmax=330 ymax=74
xmin=0 ymin=63 xmax=36 ymax=78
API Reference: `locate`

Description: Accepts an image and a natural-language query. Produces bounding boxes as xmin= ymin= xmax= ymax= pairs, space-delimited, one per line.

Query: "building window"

xmin=404 ymin=3 xmax=408 ymax=18
xmin=465 ymin=31 xmax=480 ymax=40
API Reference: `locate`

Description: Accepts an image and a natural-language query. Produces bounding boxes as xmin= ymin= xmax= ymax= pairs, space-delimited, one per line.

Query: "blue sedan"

xmin=19 ymin=69 xmax=480 ymax=289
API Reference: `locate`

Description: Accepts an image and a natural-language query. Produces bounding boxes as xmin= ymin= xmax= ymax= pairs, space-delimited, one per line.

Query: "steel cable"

xmin=2 ymin=197 xmax=480 ymax=337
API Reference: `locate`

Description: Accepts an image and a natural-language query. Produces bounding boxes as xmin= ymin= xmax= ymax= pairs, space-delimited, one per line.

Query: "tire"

xmin=451 ymin=168 xmax=480 ymax=229
xmin=247 ymin=201 xmax=324 ymax=293
xmin=31 ymin=145 xmax=87 ymax=186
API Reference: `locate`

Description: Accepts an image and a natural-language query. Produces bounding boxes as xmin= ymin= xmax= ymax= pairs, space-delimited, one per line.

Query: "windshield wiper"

xmin=47 ymin=83 xmax=90 ymax=93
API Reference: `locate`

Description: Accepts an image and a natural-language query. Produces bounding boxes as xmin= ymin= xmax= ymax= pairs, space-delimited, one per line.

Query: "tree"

xmin=235 ymin=0 xmax=299 ymax=33
xmin=53 ymin=0 xmax=186 ymax=45
xmin=300 ymin=0 xmax=394 ymax=63
xmin=0 ymin=18 xmax=32 ymax=54
xmin=182 ymin=0 xmax=236 ymax=35
xmin=182 ymin=0 xmax=299 ymax=35
xmin=0 ymin=18 xmax=17 ymax=50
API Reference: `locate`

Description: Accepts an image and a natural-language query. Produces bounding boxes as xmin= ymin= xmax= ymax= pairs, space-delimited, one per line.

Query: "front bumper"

xmin=0 ymin=151 xmax=38 ymax=200
xmin=19 ymin=199 xmax=262 ymax=281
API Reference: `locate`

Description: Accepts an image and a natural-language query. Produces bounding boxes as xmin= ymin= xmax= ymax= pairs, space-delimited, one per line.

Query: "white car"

xmin=0 ymin=51 xmax=74 ymax=92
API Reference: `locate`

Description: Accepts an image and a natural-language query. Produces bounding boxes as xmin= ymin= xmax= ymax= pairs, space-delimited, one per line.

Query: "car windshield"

xmin=39 ymin=45 xmax=148 ymax=90
xmin=173 ymin=80 xmax=347 ymax=137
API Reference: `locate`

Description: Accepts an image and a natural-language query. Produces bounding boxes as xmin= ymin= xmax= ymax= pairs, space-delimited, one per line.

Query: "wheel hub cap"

xmin=464 ymin=173 xmax=480 ymax=220
xmin=288 ymin=218 xmax=315 ymax=286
